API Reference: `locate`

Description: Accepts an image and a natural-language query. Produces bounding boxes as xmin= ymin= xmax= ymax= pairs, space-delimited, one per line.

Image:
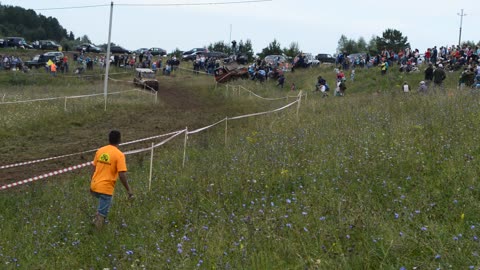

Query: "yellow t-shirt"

xmin=91 ymin=145 xmax=127 ymax=195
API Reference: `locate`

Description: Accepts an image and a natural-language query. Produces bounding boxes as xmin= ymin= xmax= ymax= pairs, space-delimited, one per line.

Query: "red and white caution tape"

xmin=0 ymin=161 xmax=92 ymax=190
xmin=124 ymin=130 xmax=186 ymax=155
xmin=0 ymin=131 xmax=187 ymax=190
xmin=0 ymin=129 xmax=186 ymax=170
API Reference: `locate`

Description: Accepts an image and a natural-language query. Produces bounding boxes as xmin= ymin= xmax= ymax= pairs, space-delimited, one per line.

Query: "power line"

xmin=32 ymin=0 xmax=272 ymax=11
xmin=116 ymin=0 xmax=272 ymax=7
xmin=34 ymin=4 xmax=109 ymax=11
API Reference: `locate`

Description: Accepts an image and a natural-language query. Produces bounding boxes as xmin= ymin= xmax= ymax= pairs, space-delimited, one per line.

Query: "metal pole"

xmin=458 ymin=9 xmax=467 ymax=47
xmin=103 ymin=1 xmax=114 ymax=111
xmin=229 ymin=24 xmax=232 ymax=45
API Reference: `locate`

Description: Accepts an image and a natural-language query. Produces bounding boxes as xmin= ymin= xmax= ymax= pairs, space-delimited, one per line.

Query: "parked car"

xmin=76 ymin=43 xmax=102 ymax=53
xmin=182 ymin=51 xmax=203 ymax=61
xmin=305 ymin=53 xmax=320 ymax=66
xmin=347 ymin=53 xmax=367 ymax=63
xmin=205 ymin=51 xmax=228 ymax=58
xmin=110 ymin=46 xmax=131 ymax=54
xmin=6 ymin=37 xmax=30 ymax=49
xmin=25 ymin=53 xmax=62 ymax=69
xmin=134 ymin=48 xmax=149 ymax=54
xmin=43 ymin=51 xmax=64 ymax=58
xmin=315 ymin=53 xmax=336 ymax=64
xmin=183 ymin=47 xmax=206 ymax=55
xmin=34 ymin=40 xmax=62 ymax=51
xmin=294 ymin=53 xmax=319 ymax=68
xmin=149 ymin=47 xmax=167 ymax=56
xmin=182 ymin=48 xmax=206 ymax=61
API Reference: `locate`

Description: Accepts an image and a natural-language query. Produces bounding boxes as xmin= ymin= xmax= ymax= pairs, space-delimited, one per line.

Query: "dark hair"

xmin=109 ymin=130 xmax=121 ymax=145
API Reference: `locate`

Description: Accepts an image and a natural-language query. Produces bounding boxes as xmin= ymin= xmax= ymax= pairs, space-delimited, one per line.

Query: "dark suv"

xmin=25 ymin=54 xmax=62 ymax=69
xmin=6 ymin=37 xmax=30 ymax=48
xmin=315 ymin=53 xmax=336 ymax=64
xmin=76 ymin=43 xmax=102 ymax=53
xmin=110 ymin=46 xmax=131 ymax=54
xmin=35 ymin=40 xmax=62 ymax=51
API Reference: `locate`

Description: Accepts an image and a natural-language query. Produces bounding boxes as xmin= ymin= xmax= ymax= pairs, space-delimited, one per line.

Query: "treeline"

xmin=206 ymin=39 xmax=303 ymax=60
xmin=0 ymin=4 xmax=70 ymax=41
xmin=337 ymin=28 xmax=480 ymax=55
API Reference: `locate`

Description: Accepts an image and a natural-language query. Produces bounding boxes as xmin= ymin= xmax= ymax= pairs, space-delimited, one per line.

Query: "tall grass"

xmin=1 ymin=64 xmax=479 ymax=269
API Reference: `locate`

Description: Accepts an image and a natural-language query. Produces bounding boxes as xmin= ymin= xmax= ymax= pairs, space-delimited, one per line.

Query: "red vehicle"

xmin=214 ymin=62 xmax=248 ymax=83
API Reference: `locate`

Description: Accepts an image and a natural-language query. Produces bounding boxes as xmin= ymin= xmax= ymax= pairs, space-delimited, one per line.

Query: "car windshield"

xmin=142 ymin=72 xmax=155 ymax=79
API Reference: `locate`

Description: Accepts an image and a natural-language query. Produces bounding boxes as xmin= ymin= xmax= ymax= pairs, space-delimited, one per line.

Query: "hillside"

xmin=0 ymin=4 xmax=71 ymax=42
xmin=1 ymin=65 xmax=480 ymax=269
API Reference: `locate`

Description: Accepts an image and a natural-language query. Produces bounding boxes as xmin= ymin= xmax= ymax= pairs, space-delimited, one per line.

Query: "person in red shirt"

xmin=90 ymin=130 xmax=133 ymax=229
xmin=425 ymin=49 xmax=431 ymax=64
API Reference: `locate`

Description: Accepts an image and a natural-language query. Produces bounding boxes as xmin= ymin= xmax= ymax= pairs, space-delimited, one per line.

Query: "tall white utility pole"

xmin=229 ymin=24 xmax=232 ymax=44
xmin=457 ymin=9 xmax=467 ymax=47
xmin=103 ymin=1 xmax=114 ymax=111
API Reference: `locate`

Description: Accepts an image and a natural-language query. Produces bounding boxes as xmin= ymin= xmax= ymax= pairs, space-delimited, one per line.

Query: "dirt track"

xmin=0 ymin=75 xmax=233 ymax=186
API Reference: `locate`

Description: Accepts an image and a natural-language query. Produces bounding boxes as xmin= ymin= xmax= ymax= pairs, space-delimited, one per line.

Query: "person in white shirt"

xmin=402 ymin=82 xmax=410 ymax=93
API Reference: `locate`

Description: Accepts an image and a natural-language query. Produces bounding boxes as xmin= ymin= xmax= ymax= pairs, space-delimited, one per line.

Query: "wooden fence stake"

xmin=225 ymin=117 xmax=228 ymax=146
xmin=296 ymin=91 xmax=303 ymax=118
xmin=149 ymin=142 xmax=154 ymax=191
xmin=182 ymin=128 xmax=188 ymax=168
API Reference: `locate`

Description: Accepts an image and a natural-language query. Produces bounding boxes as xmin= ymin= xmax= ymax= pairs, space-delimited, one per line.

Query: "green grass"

xmin=1 ymin=64 xmax=480 ymax=269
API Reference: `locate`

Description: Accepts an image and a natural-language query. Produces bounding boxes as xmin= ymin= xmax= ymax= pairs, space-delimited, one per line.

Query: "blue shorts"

xmin=91 ymin=191 xmax=112 ymax=217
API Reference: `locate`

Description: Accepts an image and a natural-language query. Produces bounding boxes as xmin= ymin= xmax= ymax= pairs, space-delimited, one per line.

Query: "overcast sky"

xmin=2 ymin=0 xmax=479 ymax=54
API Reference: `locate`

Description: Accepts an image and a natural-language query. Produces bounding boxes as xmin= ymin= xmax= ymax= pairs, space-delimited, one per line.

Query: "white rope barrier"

xmin=187 ymin=118 xmax=227 ymax=135
xmin=0 ymin=93 xmax=302 ymax=190
xmin=108 ymin=77 xmax=157 ymax=94
xmin=0 ymin=88 xmax=142 ymax=105
xmin=176 ymin=66 xmax=212 ymax=76
xmin=229 ymin=99 xmax=299 ymax=120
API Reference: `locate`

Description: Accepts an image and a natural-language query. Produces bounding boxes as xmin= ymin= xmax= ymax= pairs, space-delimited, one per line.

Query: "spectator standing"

xmin=380 ymin=61 xmax=388 ymax=75
xmin=90 ymin=130 xmax=133 ymax=229
xmin=424 ymin=64 xmax=434 ymax=85
xmin=277 ymin=73 xmax=285 ymax=88
xmin=431 ymin=46 xmax=438 ymax=64
xmin=433 ymin=64 xmax=446 ymax=92
xmin=50 ymin=62 xmax=57 ymax=77
xmin=402 ymin=82 xmax=410 ymax=93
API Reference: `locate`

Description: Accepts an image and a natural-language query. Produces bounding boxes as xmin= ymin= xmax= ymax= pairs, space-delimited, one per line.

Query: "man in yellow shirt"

xmin=90 ymin=130 xmax=133 ymax=229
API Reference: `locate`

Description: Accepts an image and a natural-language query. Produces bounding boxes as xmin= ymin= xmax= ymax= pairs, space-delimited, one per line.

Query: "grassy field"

xmin=1 ymin=61 xmax=480 ymax=269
